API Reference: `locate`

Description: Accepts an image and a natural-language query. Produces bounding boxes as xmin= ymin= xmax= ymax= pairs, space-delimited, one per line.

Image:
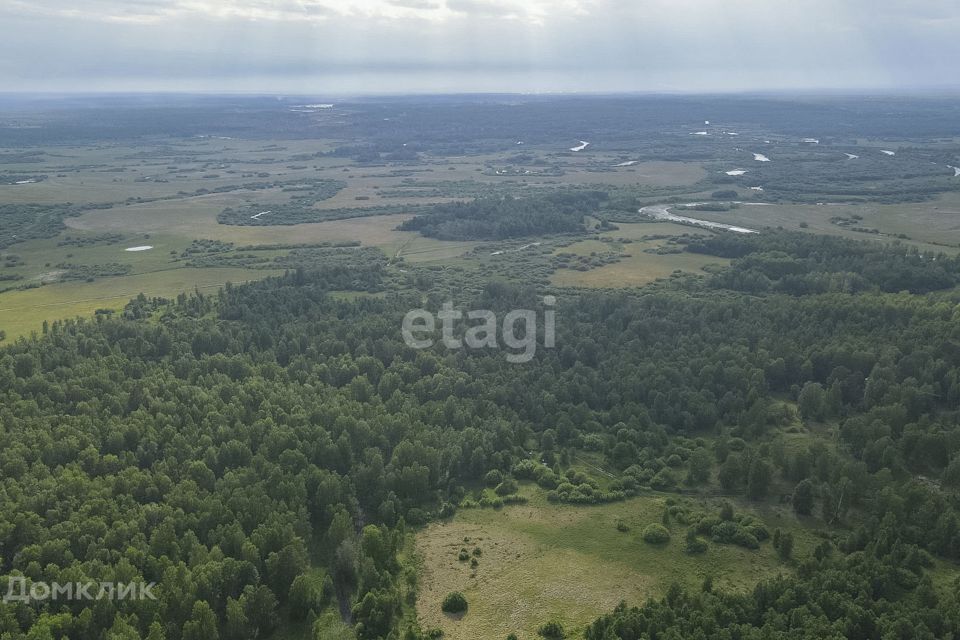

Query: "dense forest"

xmin=586 ymin=549 xmax=960 ymax=639
xmin=2 ymin=221 xmax=960 ymax=638
xmin=0 ymin=203 xmax=114 ymax=250
xmin=398 ymin=192 xmax=608 ymax=240
xmin=687 ymin=230 xmax=960 ymax=294
xmin=216 ymin=180 xmax=348 ymax=226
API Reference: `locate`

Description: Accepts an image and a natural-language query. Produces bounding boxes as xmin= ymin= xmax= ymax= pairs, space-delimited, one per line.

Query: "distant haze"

xmin=0 ymin=0 xmax=958 ymax=94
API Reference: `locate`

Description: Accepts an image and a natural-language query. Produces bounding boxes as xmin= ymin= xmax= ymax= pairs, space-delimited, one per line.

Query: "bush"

xmin=478 ymin=495 xmax=504 ymax=509
xmin=727 ymin=437 xmax=747 ymax=451
xmin=695 ymin=516 xmax=721 ymax=535
xmin=746 ymin=523 xmax=770 ymax=541
xmin=731 ymin=529 xmax=759 ymax=550
xmin=643 ymin=523 xmax=671 ymax=544
xmin=710 ymin=521 xmax=738 ymax=542
xmin=711 ymin=521 xmax=760 ymax=549
xmin=712 ymin=189 xmax=739 ymax=199
xmin=511 ymin=460 xmax=538 ymax=479
xmin=685 ymin=528 xmax=708 ymax=554
xmin=484 ymin=469 xmax=504 ymax=487
xmin=441 ymin=592 xmax=468 ymax=614
xmin=667 ymin=504 xmax=692 ymax=524
xmin=719 ymin=501 xmax=735 ymax=521
xmin=536 ymin=472 xmax=560 ymax=490
xmin=686 ymin=537 xmax=708 ymax=554
xmin=777 ymin=531 xmax=794 ymax=560
xmin=538 ymin=621 xmax=565 ymax=638
xmin=494 ymin=479 xmax=518 ymax=496
xmin=650 ymin=468 xmax=676 ymax=490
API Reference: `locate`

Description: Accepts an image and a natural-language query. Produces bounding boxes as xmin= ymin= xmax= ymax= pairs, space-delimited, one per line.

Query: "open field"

xmin=0 ymin=139 xmax=346 ymax=204
xmin=0 ymin=266 xmax=280 ymax=337
xmin=0 ymin=142 xmax=704 ymax=209
xmin=1 ymin=202 xmax=470 ymax=338
xmin=674 ymin=197 xmax=960 ymax=253
xmin=852 ymin=193 xmax=960 ymax=246
xmin=416 ymin=487 xmax=824 ymax=640
xmin=552 ymin=222 xmax=728 ymax=287
xmin=1 ymin=137 xmax=713 ymax=337
xmin=1 ymin=197 xmax=468 ymax=338
xmin=0 ymin=215 xmax=476 ymax=338
xmin=10 ymin=184 xmax=960 ymax=336
xmin=5 ymin=99 xmax=960 ymax=339
xmin=67 ymin=199 xmax=417 ymax=245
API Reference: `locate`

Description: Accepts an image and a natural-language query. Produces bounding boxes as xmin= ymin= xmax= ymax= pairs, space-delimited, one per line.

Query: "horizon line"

xmin=2 ymin=86 xmax=960 ymax=99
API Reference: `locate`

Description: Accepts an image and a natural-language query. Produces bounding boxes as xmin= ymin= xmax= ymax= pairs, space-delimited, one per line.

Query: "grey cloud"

xmin=386 ymin=0 xmax=442 ymax=9
xmin=0 ymin=0 xmax=957 ymax=93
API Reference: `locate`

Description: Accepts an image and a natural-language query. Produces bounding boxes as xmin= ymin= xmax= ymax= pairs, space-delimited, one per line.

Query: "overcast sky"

xmin=0 ymin=0 xmax=957 ymax=94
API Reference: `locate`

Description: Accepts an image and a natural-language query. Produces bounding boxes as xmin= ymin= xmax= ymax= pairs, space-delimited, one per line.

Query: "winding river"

xmin=639 ymin=205 xmax=759 ymax=234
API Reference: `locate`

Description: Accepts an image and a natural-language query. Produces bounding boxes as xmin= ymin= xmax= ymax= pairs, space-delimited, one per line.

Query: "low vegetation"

xmin=642 ymin=524 xmax=671 ymax=544
xmin=441 ymin=592 xmax=468 ymax=614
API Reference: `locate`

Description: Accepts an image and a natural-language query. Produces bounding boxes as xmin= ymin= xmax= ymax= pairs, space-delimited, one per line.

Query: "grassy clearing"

xmin=416 ymin=487 xmax=822 ymax=640
xmin=681 ymin=200 xmax=960 ymax=253
xmin=385 ymin=235 xmax=480 ymax=263
xmin=2 ymin=232 xmax=189 ymax=279
xmin=930 ymin=557 xmax=960 ymax=598
xmin=551 ymin=222 xmax=727 ymax=288
xmin=436 ymin=154 xmax=705 ymax=188
xmin=0 ymin=267 xmax=280 ymax=338
xmin=551 ymin=160 xmax=707 ymax=187
xmin=0 ymin=140 xmax=336 ymax=205
xmin=67 ymin=195 xmax=413 ymax=244
xmin=860 ymin=193 xmax=960 ymax=247
xmin=3 ymin=210 xmax=469 ymax=336
xmin=68 ymin=199 xmax=472 ymax=258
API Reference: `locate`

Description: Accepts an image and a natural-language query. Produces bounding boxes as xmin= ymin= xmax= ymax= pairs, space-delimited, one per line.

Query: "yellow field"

xmin=416 ymin=488 xmax=820 ymax=640
xmin=0 ymin=267 xmax=280 ymax=338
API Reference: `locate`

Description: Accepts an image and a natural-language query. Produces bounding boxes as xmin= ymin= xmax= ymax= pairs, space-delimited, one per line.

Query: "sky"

xmin=0 ymin=0 xmax=957 ymax=94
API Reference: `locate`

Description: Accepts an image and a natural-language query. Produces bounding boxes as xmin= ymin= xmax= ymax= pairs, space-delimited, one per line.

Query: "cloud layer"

xmin=0 ymin=0 xmax=957 ymax=93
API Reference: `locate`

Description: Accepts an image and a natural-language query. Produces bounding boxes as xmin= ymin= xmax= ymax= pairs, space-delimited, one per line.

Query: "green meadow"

xmin=416 ymin=486 xmax=826 ymax=640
